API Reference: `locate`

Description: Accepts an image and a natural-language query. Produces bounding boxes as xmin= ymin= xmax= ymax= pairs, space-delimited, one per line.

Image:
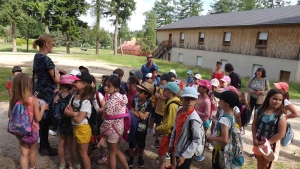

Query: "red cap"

xmin=198 ymin=80 xmax=212 ymax=90
xmin=274 ymin=82 xmax=289 ymax=92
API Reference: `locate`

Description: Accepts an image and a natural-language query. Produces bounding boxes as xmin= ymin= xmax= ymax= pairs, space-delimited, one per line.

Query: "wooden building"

xmin=154 ymin=5 xmax=300 ymax=82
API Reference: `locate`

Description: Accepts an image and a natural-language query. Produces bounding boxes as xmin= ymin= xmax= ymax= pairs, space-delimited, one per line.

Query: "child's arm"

xmin=72 ymin=111 xmax=87 ymax=124
xmin=97 ymin=99 xmax=105 ymax=113
xmin=72 ymin=100 xmax=91 ymax=124
xmin=235 ymin=113 xmax=242 ymax=128
xmin=130 ymin=107 xmax=142 ymax=120
xmin=32 ymin=97 xmax=49 ymax=122
xmin=208 ymin=123 xmax=229 ymax=144
xmin=268 ymin=115 xmax=287 ymax=144
xmin=251 ymin=113 xmax=261 ymax=146
xmin=285 ymin=104 xmax=299 ymax=119
xmin=64 ymin=104 xmax=79 ymax=117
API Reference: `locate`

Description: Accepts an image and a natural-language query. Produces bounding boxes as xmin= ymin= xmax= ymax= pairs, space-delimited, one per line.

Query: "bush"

xmin=16 ymin=38 xmax=22 ymax=46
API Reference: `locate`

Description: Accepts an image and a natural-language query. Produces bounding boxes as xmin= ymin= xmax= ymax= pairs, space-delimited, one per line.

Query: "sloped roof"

xmin=157 ymin=5 xmax=300 ymax=30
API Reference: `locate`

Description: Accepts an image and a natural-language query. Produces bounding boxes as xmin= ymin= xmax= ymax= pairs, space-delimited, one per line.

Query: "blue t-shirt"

xmin=187 ymin=76 xmax=193 ymax=85
xmin=153 ymin=76 xmax=160 ymax=86
xmin=33 ymin=53 xmax=56 ymax=118
xmin=141 ymin=63 xmax=158 ymax=82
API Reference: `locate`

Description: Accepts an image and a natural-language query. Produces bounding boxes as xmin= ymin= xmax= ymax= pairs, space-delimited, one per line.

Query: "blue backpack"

xmin=53 ymin=94 xmax=72 ymax=126
xmin=7 ymin=101 xmax=33 ymax=136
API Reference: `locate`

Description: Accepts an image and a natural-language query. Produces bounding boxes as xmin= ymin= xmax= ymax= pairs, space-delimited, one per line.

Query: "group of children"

xmin=7 ymin=61 xmax=296 ymax=169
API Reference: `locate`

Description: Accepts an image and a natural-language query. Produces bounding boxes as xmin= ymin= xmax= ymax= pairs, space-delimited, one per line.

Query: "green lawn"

xmin=1 ymin=43 xmax=300 ymax=99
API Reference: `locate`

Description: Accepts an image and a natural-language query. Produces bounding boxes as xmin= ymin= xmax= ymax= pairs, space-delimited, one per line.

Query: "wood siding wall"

xmin=156 ymin=25 xmax=300 ymax=60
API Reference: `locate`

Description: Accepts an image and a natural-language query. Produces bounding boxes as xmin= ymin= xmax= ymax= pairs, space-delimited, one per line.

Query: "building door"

xmin=221 ymin=59 xmax=228 ymax=70
xmin=169 ymin=34 xmax=172 ymax=41
xmin=197 ymin=56 xmax=202 ymax=67
xmin=252 ymin=64 xmax=263 ymax=77
xmin=179 ymin=53 xmax=183 ymax=63
xmin=168 ymin=53 xmax=171 ymax=61
xmin=280 ymin=71 xmax=290 ymax=82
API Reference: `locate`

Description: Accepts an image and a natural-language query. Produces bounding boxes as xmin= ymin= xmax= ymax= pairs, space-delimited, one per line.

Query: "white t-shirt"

xmin=70 ymin=97 xmax=92 ymax=126
xmin=219 ymin=106 xmax=240 ymax=118
xmin=211 ymin=116 xmax=232 ymax=148
xmin=92 ymin=92 xmax=104 ymax=109
xmin=284 ymin=99 xmax=291 ymax=107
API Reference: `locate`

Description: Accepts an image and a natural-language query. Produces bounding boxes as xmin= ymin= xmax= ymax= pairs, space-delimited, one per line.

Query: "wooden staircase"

xmin=152 ymin=40 xmax=172 ymax=59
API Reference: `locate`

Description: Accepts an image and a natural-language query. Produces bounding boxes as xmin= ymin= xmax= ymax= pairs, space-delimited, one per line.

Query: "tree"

xmin=139 ymin=11 xmax=157 ymax=54
xmin=236 ymin=0 xmax=256 ymax=11
xmin=103 ymin=0 xmax=136 ymax=55
xmin=50 ymin=0 xmax=88 ymax=54
xmin=18 ymin=20 xmax=44 ymax=51
xmin=118 ymin=23 xmax=131 ymax=55
xmin=99 ymin=29 xmax=113 ymax=49
xmin=209 ymin=0 xmax=237 ymax=14
xmin=90 ymin=0 xmax=106 ymax=55
xmin=152 ymin=0 xmax=174 ymax=27
xmin=255 ymin=0 xmax=291 ymax=8
xmin=0 ymin=0 xmax=30 ymax=52
xmin=173 ymin=0 xmax=203 ymax=20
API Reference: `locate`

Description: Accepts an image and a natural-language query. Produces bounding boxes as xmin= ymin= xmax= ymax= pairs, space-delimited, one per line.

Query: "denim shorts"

xmin=57 ymin=124 xmax=73 ymax=137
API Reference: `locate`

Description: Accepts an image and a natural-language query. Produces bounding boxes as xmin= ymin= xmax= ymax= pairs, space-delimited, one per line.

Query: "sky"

xmin=79 ymin=0 xmax=298 ymax=32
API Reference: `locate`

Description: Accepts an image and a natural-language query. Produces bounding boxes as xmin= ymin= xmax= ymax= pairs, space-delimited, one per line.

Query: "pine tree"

xmin=139 ymin=10 xmax=157 ymax=53
xmin=209 ymin=0 xmax=237 ymax=14
xmin=173 ymin=0 xmax=203 ymax=20
xmin=152 ymin=0 xmax=174 ymax=27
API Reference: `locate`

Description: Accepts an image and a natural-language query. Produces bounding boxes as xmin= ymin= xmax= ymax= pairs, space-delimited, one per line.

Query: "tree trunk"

xmin=120 ymin=38 xmax=123 ymax=56
xmin=45 ymin=21 xmax=50 ymax=35
xmin=95 ymin=0 xmax=101 ymax=55
xmin=12 ymin=22 xmax=17 ymax=53
xmin=66 ymin=33 xmax=70 ymax=54
xmin=26 ymin=38 xmax=29 ymax=52
xmin=114 ymin=16 xmax=118 ymax=56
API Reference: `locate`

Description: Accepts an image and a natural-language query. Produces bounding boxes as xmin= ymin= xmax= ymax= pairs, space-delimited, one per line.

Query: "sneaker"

xmin=154 ymin=140 xmax=160 ymax=148
xmin=49 ymin=129 xmax=57 ymax=136
xmin=138 ymin=158 xmax=145 ymax=168
xmin=207 ymin=143 xmax=213 ymax=150
xmin=97 ymin=154 xmax=107 ymax=165
xmin=39 ymin=146 xmax=58 ymax=156
xmin=165 ymin=153 xmax=170 ymax=160
xmin=59 ymin=163 xmax=66 ymax=169
xmin=127 ymin=159 xmax=134 ymax=167
xmin=195 ymin=154 xmax=205 ymax=162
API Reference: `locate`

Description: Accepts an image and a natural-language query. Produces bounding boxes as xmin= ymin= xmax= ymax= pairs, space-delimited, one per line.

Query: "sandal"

xmin=97 ymin=154 xmax=107 ymax=165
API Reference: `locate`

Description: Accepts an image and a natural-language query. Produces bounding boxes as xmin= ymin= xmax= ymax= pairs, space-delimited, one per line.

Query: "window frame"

xmin=198 ymin=32 xmax=205 ymax=44
xmin=223 ymin=32 xmax=231 ymax=46
xmin=256 ymin=32 xmax=268 ymax=48
xmin=180 ymin=32 xmax=184 ymax=43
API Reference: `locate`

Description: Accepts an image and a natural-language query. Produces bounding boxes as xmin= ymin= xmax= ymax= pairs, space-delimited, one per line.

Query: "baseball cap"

xmin=160 ymin=74 xmax=171 ymax=82
xmin=146 ymin=73 xmax=152 ymax=78
xmin=211 ymin=78 xmax=220 ymax=87
xmin=129 ymin=70 xmax=135 ymax=76
xmin=168 ymin=72 xmax=176 ymax=79
xmin=134 ymin=70 xmax=143 ymax=79
xmin=213 ymin=91 xmax=239 ymax=108
xmin=79 ymin=66 xmax=89 ymax=72
xmin=181 ymin=87 xmax=198 ymax=98
xmin=150 ymin=67 xmax=158 ymax=72
xmin=70 ymin=70 xmax=80 ymax=76
xmin=59 ymin=75 xmax=74 ymax=85
xmin=169 ymin=69 xmax=177 ymax=76
xmin=224 ymin=86 xmax=238 ymax=94
xmin=198 ymin=80 xmax=212 ymax=90
xmin=70 ymin=71 xmax=93 ymax=84
xmin=137 ymin=82 xmax=154 ymax=95
xmin=274 ymin=82 xmax=289 ymax=92
xmin=187 ymin=70 xmax=193 ymax=75
xmin=194 ymin=74 xmax=202 ymax=80
xmin=161 ymin=82 xmax=180 ymax=94
xmin=221 ymin=76 xmax=231 ymax=83
xmin=12 ymin=66 xmax=22 ymax=72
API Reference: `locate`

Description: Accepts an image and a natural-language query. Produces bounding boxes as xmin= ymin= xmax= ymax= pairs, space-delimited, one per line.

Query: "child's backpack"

xmin=105 ymin=108 xmax=131 ymax=141
xmin=7 ymin=101 xmax=33 ymax=136
xmin=53 ymin=93 xmax=72 ymax=126
xmin=216 ymin=114 xmax=244 ymax=168
xmin=240 ymin=105 xmax=251 ymax=127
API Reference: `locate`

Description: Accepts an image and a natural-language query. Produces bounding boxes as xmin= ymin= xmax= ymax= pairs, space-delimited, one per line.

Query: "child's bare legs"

xmin=100 ymin=146 xmax=106 ymax=155
xmin=19 ymin=141 xmax=37 ymax=169
xmin=159 ymin=156 xmax=166 ymax=169
xmin=257 ymin=155 xmax=274 ymax=169
xmin=58 ymin=134 xmax=67 ymax=165
xmin=67 ymin=136 xmax=75 ymax=168
xmin=108 ymin=142 xmax=129 ymax=169
xmin=149 ymin=118 xmax=155 ymax=132
xmin=76 ymin=142 xmax=90 ymax=169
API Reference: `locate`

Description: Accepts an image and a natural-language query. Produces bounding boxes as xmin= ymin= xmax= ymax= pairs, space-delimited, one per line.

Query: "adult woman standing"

xmin=246 ymin=68 xmax=270 ymax=121
xmin=33 ymin=35 xmax=60 ymax=156
xmin=211 ymin=61 xmax=225 ymax=85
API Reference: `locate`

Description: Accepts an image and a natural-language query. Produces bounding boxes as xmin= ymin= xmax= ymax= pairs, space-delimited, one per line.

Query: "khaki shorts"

xmin=107 ymin=130 xmax=123 ymax=144
xmin=73 ymin=124 xmax=92 ymax=144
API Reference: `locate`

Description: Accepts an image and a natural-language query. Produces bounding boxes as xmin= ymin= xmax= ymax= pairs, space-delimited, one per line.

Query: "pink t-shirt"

xmin=27 ymin=97 xmax=39 ymax=132
xmin=194 ymin=95 xmax=211 ymax=123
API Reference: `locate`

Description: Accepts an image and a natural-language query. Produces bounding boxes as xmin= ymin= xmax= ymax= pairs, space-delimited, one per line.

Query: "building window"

xmin=197 ymin=56 xmax=202 ymax=66
xmin=179 ymin=53 xmax=183 ymax=63
xmin=221 ymin=59 xmax=228 ymax=70
xmin=256 ymin=32 xmax=268 ymax=48
xmin=223 ymin=32 xmax=231 ymax=45
xmin=180 ymin=32 xmax=184 ymax=43
xmin=198 ymin=32 xmax=204 ymax=43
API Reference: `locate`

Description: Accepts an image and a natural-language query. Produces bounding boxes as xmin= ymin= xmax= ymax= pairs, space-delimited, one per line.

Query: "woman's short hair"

xmin=216 ymin=61 xmax=222 ymax=65
xmin=256 ymin=68 xmax=266 ymax=78
xmin=224 ymin=63 xmax=234 ymax=72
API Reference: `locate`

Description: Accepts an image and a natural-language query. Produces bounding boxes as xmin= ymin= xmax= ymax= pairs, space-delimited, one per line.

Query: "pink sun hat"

xmin=59 ymin=75 xmax=74 ymax=85
xmin=198 ymin=80 xmax=212 ymax=90
xmin=221 ymin=76 xmax=231 ymax=83
xmin=274 ymin=82 xmax=289 ymax=92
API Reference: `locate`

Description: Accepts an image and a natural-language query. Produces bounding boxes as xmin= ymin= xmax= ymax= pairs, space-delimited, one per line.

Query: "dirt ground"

xmin=0 ymin=53 xmax=300 ymax=169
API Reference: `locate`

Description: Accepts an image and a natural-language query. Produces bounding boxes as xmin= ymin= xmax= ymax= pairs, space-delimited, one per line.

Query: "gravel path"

xmin=0 ymin=53 xmax=299 ymax=168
